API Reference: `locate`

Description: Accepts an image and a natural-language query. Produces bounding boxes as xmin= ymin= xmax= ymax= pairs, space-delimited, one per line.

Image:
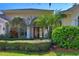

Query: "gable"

xmin=62 ymin=4 xmax=79 ymax=14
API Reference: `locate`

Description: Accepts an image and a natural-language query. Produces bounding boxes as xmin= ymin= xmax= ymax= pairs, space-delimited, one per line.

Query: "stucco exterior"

xmin=0 ymin=17 xmax=8 ymax=35
xmin=0 ymin=9 xmax=53 ymax=38
xmin=62 ymin=4 xmax=79 ymax=26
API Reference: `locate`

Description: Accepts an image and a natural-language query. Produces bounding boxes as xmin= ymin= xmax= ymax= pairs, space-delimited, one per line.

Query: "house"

xmin=0 ymin=9 xmax=53 ymax=39
xmin=61 ymin=4 xmax=79 ymax=26
xmin=1 ymin=4 xmax=79 ymax=39
xmin=0 ymin=11 xmax=8 ymax=35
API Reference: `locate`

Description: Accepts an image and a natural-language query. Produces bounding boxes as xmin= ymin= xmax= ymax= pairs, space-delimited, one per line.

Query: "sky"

xmin=0 ymin=3 xmax=74 ymax=11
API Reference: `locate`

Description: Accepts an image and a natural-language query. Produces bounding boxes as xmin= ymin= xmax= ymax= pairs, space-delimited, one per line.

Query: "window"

xmin=3 ymin=27 xmax=5 ymax=31
xmin=0 ymin=25 xmax=1 ymax=32
xmin=78 ymin=16 xmax=79 ymax=26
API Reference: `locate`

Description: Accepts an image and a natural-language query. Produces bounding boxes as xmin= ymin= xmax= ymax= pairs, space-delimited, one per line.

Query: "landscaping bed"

xmin=0 ymin=39 xmax=51 ymax=52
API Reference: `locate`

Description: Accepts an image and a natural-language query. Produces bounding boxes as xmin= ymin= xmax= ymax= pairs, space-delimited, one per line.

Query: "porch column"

xmin=31 ymin=26 xmax=34 ymax=39
xmin=17 ymin=27 xmax=20 ymax=38
xmin=42 ymin=27 xmax=44 ymax=38
xmin=30 ymin=26 xmax=32 ymax=38
xmin=24 ymin=27 xmax=27 ymax=38
xmin=43 ymin=27 xmax=48 ymax=39
xmin=27 ymin=26 xmax=31 ymax=39
xmin=33 ymin=27 xmax=35 ymax=38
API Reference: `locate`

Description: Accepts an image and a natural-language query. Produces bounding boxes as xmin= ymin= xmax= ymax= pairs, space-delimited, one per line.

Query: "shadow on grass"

xmin=0 ymin=50 xmax=79 ymax=56
xmin=0 ymin=50 xmax=51 ymax=56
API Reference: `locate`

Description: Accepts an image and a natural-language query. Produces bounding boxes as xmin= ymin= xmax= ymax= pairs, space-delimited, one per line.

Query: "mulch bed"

xmin=50 ymin=45 xmax=79 ymax=52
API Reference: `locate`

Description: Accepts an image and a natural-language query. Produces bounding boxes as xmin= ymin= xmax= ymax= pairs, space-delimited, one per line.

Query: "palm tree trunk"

xmin=36 ymin=27 xmax=39 ymax=38
xmin=48 ymin=25 xmax=52 ymax=39
xmin=47 ymin=26 xmax=49 ymax=39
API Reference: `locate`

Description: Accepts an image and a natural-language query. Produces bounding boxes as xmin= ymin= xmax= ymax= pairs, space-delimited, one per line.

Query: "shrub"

xmin=0 ymin=38 xmax=34 ymax=40
xmin=52 ymin=26 xmax=79 ymax=49
xmin=0 ymin=40 xmax=51 ymax=52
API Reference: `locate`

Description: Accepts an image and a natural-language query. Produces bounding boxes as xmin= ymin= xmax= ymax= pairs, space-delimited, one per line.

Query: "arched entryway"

xmin=7 ymin=16 xmax=49 ymax=39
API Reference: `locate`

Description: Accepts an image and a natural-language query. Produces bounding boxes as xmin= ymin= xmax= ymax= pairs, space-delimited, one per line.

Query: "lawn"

xmin=0 ymin=40 xmax=78 ymax=56
xmin=0 ymin=50 xmax=79 ymax=56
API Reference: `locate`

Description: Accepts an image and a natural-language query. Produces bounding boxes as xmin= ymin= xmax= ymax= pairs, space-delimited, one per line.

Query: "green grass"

xmin=0 ymin=50 xmax=79 ymax=56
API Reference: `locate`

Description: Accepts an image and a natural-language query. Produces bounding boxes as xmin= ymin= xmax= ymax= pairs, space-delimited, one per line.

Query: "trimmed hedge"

xmin=0 ymin=40 xmax=51 ymax=52
xmin=0 ymin=38 xmax=48 ymax=40
xmin=52 ymin=26 xmax=79 ymax=49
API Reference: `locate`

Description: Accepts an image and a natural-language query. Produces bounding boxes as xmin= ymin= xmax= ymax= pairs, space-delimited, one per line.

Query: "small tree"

xmin=33 ymin=11 xmax=66 ymax=39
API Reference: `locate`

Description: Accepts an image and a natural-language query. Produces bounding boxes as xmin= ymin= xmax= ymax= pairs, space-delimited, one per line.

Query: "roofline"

xmin=4 ymin=8 xmax=53 ymax=12
xmin=61 ymin=4 xmax=78 ymax=13
xmin=0 ymin=16 xmax=8 ymax=22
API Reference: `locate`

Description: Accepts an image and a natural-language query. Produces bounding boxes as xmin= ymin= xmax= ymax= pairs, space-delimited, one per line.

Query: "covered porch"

xmin=8 ymin=25 xmax=49 ymax=39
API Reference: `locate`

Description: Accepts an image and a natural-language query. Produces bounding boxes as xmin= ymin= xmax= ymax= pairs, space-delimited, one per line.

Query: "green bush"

xmin=0 ymin=38 xmax=34 ymax=40
xmin=52 ymin=26 xmax=79 ymax=49
xmin=0 ymin=40 xmax=51 ymax=52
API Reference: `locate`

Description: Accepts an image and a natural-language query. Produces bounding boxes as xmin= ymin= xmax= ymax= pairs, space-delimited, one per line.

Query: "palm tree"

xmin=33 ymin=11 xmax=66 ymax=39
xmin=9 ymin=17 xmax=27 ymax=38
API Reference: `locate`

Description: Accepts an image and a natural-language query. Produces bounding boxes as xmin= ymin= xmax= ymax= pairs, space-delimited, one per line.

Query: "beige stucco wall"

xmin=4 ymin=10 xmax=52 ymax=16
xmin=4 ymin=10 xmax=53 ymax=22
xmin=62 ymin=7 xmax=79 ymax=26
